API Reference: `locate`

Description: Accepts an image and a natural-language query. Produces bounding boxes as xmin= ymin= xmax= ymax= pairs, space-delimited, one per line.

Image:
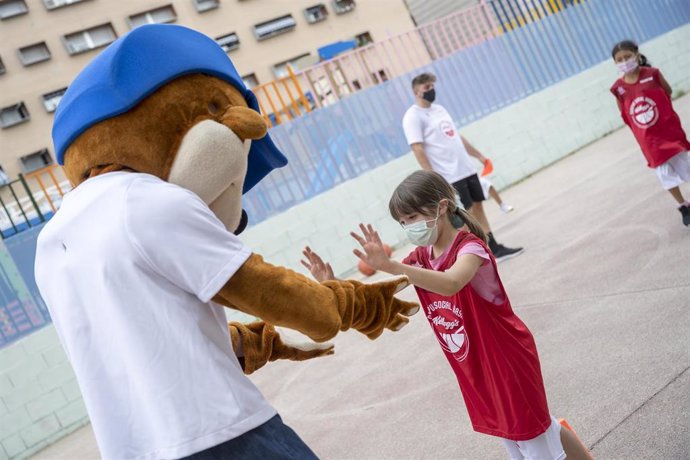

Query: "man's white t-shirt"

xmin=402 ymin=104 xmax=476 ymax=183
xmin=34 ymin=172 xmax=276 ymax=459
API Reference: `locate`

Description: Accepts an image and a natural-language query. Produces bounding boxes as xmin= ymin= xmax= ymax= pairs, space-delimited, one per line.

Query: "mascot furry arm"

xmin=52 ymin=25 xmax=418 ymax=372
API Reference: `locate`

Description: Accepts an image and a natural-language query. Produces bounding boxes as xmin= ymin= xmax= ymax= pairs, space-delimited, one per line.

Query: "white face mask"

xmin=617 ymin=58 xmax=638 ymax=74
xmin=402 ymin=207 xmax=441 ymax=246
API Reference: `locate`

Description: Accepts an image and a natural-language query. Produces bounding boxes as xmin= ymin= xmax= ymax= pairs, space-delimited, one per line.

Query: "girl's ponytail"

xmin=638 ymin=53 xmax=651 ymax=67
xmin=450 ymin=205 xmax=488 ymax=244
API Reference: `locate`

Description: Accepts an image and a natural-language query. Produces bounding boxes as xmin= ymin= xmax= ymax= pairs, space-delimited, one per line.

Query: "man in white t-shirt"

xmin=402 ymin=73 xmax=523 ymax=261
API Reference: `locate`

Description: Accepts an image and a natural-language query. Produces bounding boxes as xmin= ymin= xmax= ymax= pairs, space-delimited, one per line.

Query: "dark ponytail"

xmin=638 ymin=53 xmax=650 ymax=67
xmin=450 ymin=207 xmax=487 ymax=244
xmin=611 ymin=40 xmax=651 ymax=67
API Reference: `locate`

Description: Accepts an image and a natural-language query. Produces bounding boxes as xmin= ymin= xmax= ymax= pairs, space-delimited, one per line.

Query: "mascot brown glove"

xmin=214 ymin=254 xmax=419 ymax=343
xmin=228 ymin=321 xmax=335 ymax=374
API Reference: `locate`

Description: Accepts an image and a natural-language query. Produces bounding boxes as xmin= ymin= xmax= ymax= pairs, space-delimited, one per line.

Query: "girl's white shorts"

xmin=656 ymin=151 xmax=690 ymax=190
xmin=501 ymin=416 xmax=565 ymax=460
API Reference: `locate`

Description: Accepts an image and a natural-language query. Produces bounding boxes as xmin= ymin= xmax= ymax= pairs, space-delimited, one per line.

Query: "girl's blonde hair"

xmin=389 ymin=170 xmax=488 ymax=243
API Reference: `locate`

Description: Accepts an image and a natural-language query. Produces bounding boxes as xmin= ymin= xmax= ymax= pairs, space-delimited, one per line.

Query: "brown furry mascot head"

xmin=53 ymin=24 xmax=287 ymax=234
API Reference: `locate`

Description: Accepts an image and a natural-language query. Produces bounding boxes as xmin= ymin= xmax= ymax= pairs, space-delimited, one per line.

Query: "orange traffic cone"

xmin=558 ymin=418 xmax=594 ymax=459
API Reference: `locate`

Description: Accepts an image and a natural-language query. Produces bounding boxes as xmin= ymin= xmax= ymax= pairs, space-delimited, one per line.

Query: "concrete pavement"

xmin=32 ymin=95 xmax=690 ymax=459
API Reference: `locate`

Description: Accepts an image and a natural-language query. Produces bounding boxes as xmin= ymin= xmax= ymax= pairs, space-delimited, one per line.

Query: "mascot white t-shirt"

xmin=35 ymin=172 xmax=276 ymax=459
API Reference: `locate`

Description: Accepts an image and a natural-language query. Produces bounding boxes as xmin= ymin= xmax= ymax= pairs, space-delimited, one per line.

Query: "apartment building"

xmin=0 ymin=0 xmax=414 ymax=180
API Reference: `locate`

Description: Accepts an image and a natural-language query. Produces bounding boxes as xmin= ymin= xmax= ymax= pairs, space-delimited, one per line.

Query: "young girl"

xmin=307 ymin=170 xmax=590 ymax=459
xmin=610 ymin=40 xmax=690 ymax=226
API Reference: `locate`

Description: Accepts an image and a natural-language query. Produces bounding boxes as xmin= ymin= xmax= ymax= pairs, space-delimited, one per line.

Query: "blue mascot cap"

xmin=52 ymin=24 xmax=287 ymax=193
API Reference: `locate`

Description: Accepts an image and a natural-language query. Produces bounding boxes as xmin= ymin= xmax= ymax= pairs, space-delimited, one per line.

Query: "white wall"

xmin=240 ymin=23 xmax=690 ymax=277
xmin=0 ymin=327 xmax=86 ymax=459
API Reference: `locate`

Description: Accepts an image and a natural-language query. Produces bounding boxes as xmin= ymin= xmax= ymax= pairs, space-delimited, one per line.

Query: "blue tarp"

xmin=318 ymin=40 xmax=357 ymax=60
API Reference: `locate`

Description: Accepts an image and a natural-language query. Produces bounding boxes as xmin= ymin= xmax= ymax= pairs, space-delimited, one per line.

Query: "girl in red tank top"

xmin=610 ymin=40 xmax=690 ymax=227
xmin=345 ymin=171 xmax=591 ymax=459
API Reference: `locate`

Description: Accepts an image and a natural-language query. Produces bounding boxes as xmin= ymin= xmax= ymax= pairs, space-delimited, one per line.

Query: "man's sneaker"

xmin=680 ymin=204 xmax=690 ymax=226
xmin=500 ymin=203 xmax=514 ymax=214
xmin=493 ymin=244 xmax=524 ymax=262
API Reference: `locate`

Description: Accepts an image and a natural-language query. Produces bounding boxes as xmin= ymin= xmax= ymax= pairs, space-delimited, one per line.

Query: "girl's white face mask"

xmin=402 ymin=207 xmax=441 ymax=247
xmin=617 ymin=58 xmax=638 ymax=74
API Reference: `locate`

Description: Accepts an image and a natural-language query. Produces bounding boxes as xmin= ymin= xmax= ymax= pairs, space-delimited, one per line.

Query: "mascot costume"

xmin=35 ymin=24 xmax=418 ymax=459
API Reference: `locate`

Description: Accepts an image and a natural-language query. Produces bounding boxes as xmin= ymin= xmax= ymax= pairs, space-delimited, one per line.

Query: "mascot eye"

xmin=207 ymin=101 xmax=221 ymax=115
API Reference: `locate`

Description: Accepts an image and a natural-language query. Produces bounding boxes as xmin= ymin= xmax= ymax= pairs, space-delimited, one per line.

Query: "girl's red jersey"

xmin=403 ymin=231 xmax=550 ymax=441
xmin=610 ymin=66 xmax=690 ymax=168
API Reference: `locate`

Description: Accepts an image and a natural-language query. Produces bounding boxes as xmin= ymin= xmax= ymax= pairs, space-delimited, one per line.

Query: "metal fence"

xmin=0 ymin=226 xmax=51 ymax=347
xmin=0 ymin=166 xmax=69 ymax=346
xmin=242 ymin=0 xmax=690 ymax=224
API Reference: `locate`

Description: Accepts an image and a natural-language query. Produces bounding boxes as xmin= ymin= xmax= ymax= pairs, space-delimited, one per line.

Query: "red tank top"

xmin=610 ymin=67 xmax=690 ymax=168
xmin=403 ymin=231 xmax=550 ymax=441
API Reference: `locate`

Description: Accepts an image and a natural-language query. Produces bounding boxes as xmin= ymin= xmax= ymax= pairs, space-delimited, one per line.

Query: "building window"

xmin=43 ymin=0 xmax=90 ymax=10
xmin=254 ymin=14 xmax=296 ymax=41
xmin=332 ymin=0 xmax=355 ymax=14
xmin=304 ymin=4 xmax=327 ymax=24
xmin=128 ymin=5 xmax=177 ymax=28
xmin=0 ymin=56 xmax=6 ymax=75
xmin=20 ymin=148 xmax=54 ymax=173
xmin=273 ymin=53 xmax=310 ymax=78
xmin=63 ymin=23 xmax=117 ymax=55
xmin=0 ymin=102 xmax=30 ymax=128
xmin=355 ymin=31 xmax=373 ymax=47
xmin=42 ymin=87 xmax=67 ymax=113
xmin=18 ymin=42 xmax=51 ymax=66
xmin=0 ymin=0 xmax=28 ymax=20
xmin=193 ymin=0 xmax=219 ymax=12
xmin=216 ymin=33 xmax=239 ymax=53
xmin=242 ymin=73 xmax=259 ymax=89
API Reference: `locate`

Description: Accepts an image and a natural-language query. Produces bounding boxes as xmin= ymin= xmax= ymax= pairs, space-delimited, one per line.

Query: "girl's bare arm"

xmin=382 ymin=255 xmax=483 ymax=297
xmin=351 ymin=223 xmax=483 ymax=297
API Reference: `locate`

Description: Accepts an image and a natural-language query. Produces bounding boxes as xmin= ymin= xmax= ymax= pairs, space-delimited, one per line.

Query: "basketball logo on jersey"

xmin=427 ymin=300 xmax=469 ymax=362
xmin=439 ymin=120 xmax=455 ymax=138
xmin=629 ymin=96 xmax=659 ymax=128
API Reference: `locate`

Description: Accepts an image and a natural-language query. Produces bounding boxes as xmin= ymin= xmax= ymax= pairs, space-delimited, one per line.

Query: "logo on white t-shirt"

xmin=439 ymin=120 xmax=456 ymax=138
xmin=629 ymin=96 xmax=659 ymax=128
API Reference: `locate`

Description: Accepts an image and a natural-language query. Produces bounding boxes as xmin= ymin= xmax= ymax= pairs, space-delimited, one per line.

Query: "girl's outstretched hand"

xmin=301 ymin=246 xmax=336 ymax=282
xmin=351 ymin=223 xmax=391 ymax=271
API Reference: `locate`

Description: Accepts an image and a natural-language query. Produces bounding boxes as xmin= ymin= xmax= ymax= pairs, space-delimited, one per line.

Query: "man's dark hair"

xmin=411 ymin=73 xmax=436 ymax=89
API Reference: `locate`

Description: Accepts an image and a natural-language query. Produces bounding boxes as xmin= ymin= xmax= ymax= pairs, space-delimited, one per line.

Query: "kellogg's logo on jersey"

xmin=629 ymin=96 xmax=659 ymax=128
xmin=426 ymin=300 xmax=469 ymax=362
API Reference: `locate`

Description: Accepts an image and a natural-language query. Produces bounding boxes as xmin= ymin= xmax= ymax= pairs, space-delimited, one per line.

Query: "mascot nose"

xmin=234 ymin=209 xmax=249 ymax=235
xmin=221 ymin=106 xmax=268 ymax=141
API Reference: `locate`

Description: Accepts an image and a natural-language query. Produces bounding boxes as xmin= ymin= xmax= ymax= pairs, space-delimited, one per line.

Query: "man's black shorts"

xmin=452 ymin=174 xmax=485 ymax=209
